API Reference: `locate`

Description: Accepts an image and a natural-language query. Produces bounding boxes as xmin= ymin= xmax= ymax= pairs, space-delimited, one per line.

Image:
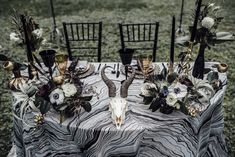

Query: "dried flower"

xmin=10 ymin=32 xmax=21 ymax=44
xmin=37 ymin=84 xmax=51 ymax=97
xmin=61 ymin=83 xmax=77 ymax=97
xmin=32 ymin=28 xmax=43 ymax=39
xmin=208 ymin=3 xmax=215 ymax=8
xmin=201 ymin=17 xmax=215 ymax=29
xmin=49 ymin=88 xmax=64 ymax=105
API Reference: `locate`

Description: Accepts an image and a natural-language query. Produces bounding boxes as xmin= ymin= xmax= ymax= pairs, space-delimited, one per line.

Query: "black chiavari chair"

xmin=119 ymin=22 xmax=159 ymax=62
xmin=63 ymin=22 xmax=102 ymax=62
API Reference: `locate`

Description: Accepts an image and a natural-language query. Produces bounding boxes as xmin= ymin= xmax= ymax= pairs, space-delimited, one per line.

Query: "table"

xmin=12 ymin=62 xmax=228 ymax=157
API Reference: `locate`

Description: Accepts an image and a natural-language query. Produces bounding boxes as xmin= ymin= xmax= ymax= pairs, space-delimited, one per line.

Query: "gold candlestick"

xmin=179 ymin=41 xmax=194 ymax=75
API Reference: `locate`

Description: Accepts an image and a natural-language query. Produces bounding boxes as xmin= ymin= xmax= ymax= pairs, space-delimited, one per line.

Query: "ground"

xmin=0 ymin=0 xmax=234 ymax=156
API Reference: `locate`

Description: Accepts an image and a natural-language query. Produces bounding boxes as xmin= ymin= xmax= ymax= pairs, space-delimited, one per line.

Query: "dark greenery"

xmin=0 ymin=0 xmax=234 ymax=156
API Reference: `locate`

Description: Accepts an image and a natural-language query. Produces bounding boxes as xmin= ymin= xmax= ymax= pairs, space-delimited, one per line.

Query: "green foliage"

xmin=0 ymin=0 xmax=235 ymax=156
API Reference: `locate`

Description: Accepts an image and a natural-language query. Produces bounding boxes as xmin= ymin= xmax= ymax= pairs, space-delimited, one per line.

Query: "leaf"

xmin=179 ymin=101 xmax=189 ymax=115
xmin=0 ymin=54 xmax=9 ymax=61
xmin=167 ymin=72 xmax=178 ymax=84
xmin=149 ymin=98 xmax=161 ymax=112
xmin=35 ymin=96 xmax=51 ymax=114
xmin=204 ymin=68 xmax=211 ymax=74
xmin=159 ymin=105 xmax=174 ymax=114
xmin=161 ymin=63 xmax=167 ymax=80
xmin=64 ymin=105 xmax=75 ymax=118
xmin=213 ymin=32 xmax=235 ymax=43
xmin=143 ymin=96 xmax=154 ymax=105
xmin=81 ymin=101 xmax=92 ymax=112
xmin=207 ymin=71 xmax=219 ymax=83
xmin=19 ymin=63 xmax=28 ymax=71
xmin=175 ymin=35 xmax=190 ymax=47
xmin=68 ymin=57 xmax=79 ymax=72
xmin=33 ymin=54 xmax=42 ymax=68
xmin=78 ymin=94 xmax=93 ymax=101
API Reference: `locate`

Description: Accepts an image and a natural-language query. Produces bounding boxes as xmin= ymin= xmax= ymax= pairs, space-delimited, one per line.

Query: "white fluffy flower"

xmin=208 ymin=3 xmax=215 ymax=8
xmin=32 ymin=28 xmax=43 ymax=38
xmin=140 ymin=83 xmax=157 ymax=97
xmin=166 ymin=93 xmax=178 ymax=107
xmin=201 ymin=17 xmax=215 ymax=29
xmin=10 ymin=32 xmax=21 ymax=44
xmin=49 ymin=88 xmax=64 ymax=105
xmin=212 ymin=6 xmax=221 ymax=12
xmin=168 ymin=82 xmax=187 ymax=99
xmin=61 ymin=83 xmax=77 ymax=97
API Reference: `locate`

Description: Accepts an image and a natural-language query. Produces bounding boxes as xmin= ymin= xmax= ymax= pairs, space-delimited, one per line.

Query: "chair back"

xmin=63 ymin=22 xmax=102 ymax=62
xmin=119 ymin=22 xmax=159 ymax=62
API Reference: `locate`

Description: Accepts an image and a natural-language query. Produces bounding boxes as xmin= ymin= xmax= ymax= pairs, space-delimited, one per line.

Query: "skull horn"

xmin=120 ymin=65 xmax=135 ymax=98
xmin=101 ymin=66 xmax=116 ymax=97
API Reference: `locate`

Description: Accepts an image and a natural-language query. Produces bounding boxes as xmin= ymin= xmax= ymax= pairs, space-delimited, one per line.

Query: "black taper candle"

xmin=190 ymin=0 xmax=202 ymax=42
xmin=20 ymin=14 xmax=34 ymax=79
xmin=50 ymin=0 xmax=57 ymax=39
xmin=21 ymin=15 xmax=33 ymax=63
xmin=179 ymin=0 xmax=184 ymax=31
xmin=192 ymin=42 xmax=206 ymax=79
xmin=170 ymin=16 xmax=175 ymax=65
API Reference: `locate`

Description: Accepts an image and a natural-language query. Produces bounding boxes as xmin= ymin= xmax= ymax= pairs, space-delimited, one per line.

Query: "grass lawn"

xmin=0 ymin=0 xmax=235 ymax=156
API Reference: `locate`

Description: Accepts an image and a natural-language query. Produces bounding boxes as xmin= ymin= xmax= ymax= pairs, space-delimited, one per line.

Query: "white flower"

xmin=32 ymin=28 xmax=43 ymax=39
xmin=41 ymin=39 xmax=47 ymax=45
xmin=61 ymin=83 xmax=77 ymax=97
xmin=140 ymin=83 xmax=157 ymax=97
xmin=212 ymin=6 xmax=221 ymax=12
xmin=49 ymin=88 xmax=64 ymax=105
xmin=166 ymin=93 xmax=178 ymax=107
xmin=168 ymin=82 xmax=187 ymax=99
xmin=208 ymin=3 xmax=215 ymax=8
xmin=0 ymin=45 xmax=2 ymax=49
xmin=10 ymin=32 xmax=21 ymax=44
xmin=201 ymin=17 xmax=215 ymax=29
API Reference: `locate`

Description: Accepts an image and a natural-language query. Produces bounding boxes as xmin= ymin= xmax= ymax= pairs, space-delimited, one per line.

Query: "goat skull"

xmin=101 ymin=65 xmax=135 ymax=129
xmin=109 ymin=97 xmax=128 ymax=129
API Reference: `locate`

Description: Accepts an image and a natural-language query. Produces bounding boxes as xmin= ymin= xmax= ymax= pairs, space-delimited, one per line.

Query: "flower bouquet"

xmin=176 ymin=2 xmax=234 ymax=78
xmin=140 ymin=64 xmax=225 ymax=116
xmin=0 ymin=52 xmax=93 ymax=127
xmin=10 ymin=9 xmax=45 ymax=51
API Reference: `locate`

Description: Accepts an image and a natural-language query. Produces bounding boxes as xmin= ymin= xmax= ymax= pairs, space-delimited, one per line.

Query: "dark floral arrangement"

xmin=0 ymin=52 xmax=93 ymax=126
xmin=10 ymin=9 xmax=45 ymax=52
xmin=139 ymin=64 xmax=225 ymax=116
xmin=176 ymin=3 xmax=234 ymax=48
xmin=176 ymin=2 xmax=234 ymax=79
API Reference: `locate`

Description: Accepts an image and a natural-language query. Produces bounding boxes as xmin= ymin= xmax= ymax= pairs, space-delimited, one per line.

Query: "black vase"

xmin=118 ymin=48 xmax=134 ymax=65
xmin=192 ymin=43 xmax=207 ymax=79
xmin=39 ymin=49 xmax=56 ymax=68
xmin=39 ymin=49 xmax=56 ymax=78
xmin=119 ymin=48 xmax=134 ymax=80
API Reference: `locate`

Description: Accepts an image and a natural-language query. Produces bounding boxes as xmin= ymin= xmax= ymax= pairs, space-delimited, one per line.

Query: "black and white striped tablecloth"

xmin=13 ymin=62 xmax=228 ymax=157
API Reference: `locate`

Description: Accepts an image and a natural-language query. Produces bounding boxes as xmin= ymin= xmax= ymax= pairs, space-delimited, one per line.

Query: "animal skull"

xmin=101 ymin=65 xmax=135 ymax=129
xmin=109 ymin=97 xmax=128 ymax=129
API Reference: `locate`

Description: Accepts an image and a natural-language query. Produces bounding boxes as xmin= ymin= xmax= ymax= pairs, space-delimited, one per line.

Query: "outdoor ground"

xmin=0 ymin=0 xmax=234 ymax=156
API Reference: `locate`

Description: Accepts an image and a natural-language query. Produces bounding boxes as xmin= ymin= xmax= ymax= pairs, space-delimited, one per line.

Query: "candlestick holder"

xmin=179 ymin=41 xmax=194 ymax=76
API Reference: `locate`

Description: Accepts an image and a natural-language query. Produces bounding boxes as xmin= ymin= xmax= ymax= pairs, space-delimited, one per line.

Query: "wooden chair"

xmin=63 ymin=22 xmax=102 ymax=62
xmin=119 ymin=22 xmax=159 ymax=62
